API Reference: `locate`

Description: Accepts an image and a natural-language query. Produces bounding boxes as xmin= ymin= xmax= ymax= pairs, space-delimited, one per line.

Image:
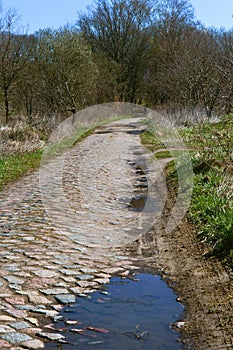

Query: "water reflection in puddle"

xmin=128 ymin=195 xmax=147 ymax=211
xmin=45 ymin=273 xmax=183 ymax=349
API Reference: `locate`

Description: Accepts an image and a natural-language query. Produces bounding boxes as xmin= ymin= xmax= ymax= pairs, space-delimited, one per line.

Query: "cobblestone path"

xmin=0 ymin=118 xmax=161 ymax=349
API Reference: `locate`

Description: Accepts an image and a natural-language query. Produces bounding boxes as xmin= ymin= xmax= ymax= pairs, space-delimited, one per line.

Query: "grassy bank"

xmin=0 ymin=150 xmax=43 ymax=189
xmin=141 ymin=115 xmax=233 ymax=268
xmin=0 ymin=126 xmax=96 ymax=189
xmin=0 ymin=115 xmax=129 ymax=190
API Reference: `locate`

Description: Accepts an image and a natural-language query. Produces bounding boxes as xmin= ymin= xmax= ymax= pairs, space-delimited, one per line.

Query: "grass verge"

xmin=141 ymin=115 xmax=233 ymax=269
xmin=0 ymin=150 xmax=43 ymax=189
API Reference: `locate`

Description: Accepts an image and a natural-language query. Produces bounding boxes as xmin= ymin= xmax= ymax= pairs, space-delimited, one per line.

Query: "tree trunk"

xmin=4 ymin=87 xmax=9 ymax=124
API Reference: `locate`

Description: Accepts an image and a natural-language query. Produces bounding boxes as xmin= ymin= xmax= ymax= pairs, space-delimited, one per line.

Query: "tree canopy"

xmin=0 ymin=0 xmax=232 ymax=127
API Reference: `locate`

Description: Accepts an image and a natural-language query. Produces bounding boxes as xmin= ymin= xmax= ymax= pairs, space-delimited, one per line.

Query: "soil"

xmin=125 ymin=159 xmax=233 ymax=349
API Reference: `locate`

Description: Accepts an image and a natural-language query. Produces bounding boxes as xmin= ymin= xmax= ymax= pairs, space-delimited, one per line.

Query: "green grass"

xmin=140 ymin=131 xmax=162 ymax=152
xmin=141 ymin=115 xmax=233 ymax=268
xmin=0 ymin=123 xmax=98 ymax=189
xmin=0 ymin=150 xmax=43 ymax=189
xmin=181 ymin=116 xmax=233 ymax=267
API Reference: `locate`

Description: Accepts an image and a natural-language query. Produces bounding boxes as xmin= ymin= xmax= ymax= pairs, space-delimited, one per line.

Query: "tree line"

xmin=0 ymin=0 xmax=233 ymax=128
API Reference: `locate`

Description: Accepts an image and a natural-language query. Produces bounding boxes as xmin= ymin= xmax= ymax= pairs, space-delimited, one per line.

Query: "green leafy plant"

xmin=142 ymin=115 xmax=233 ymax=268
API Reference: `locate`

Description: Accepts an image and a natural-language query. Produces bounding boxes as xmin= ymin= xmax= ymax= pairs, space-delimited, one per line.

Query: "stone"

xmin=10 ymin=321 xmax=31 ymax=330
xmin=15 ymin=291 xmax=28 ymax=296
xmin=120 ymin=270 xmax=130 ymax=277
xmin=33 ymin=309 xmax=59 ymax=318
xmin=63 ymin=265 xmax=80 ymax=269
xmin=3 ymin=276 xmax=25 ymax=284
xmin=80 ymin=268 xmax=97 ymax=274
xmin=65 ymin=320 xmax=78 ymax=325
xmin=175 ymin=321 xmax=185 ymax=329
xmin=1 ymin=332 xmax=32 ymax=344
xmin=125 ymin=265 xmax=140 ymax=270
xmin=61 ymin=276 xmax=76 ymax=282
xmin=88 ymin=341 xmax=104 ymax=345
xmin=5 ymin=296 xmax=25 ymax=305
xmin=40 ymin=288 xmax=69 ymax=295
xmin=35 ymin=305 xmax=46 ymax=310
xmin=59 ymin=269 xmax=78 ymax=276
xmin=0 ymin=325 xmax=16 ymax=333
xmin=23 ymin=328 xmax=42 ymax=335
xmin=43 ymin=265 xmax=58 ymax=270
xmin=6 ymin=267 xmax=20 ymax=272
xmin=94 ymin=278 xmax=110 ymax=285
xmin=51 ymin=304 xmax=63 ymax=311
xmin=0 ymin=339 xmax=11 ymax=347
xmin=15 ymin=272 xmax=31 ymax=277
xmin=55 ymin=294 xmax=76 ymax=304
xmin=21 ymin=339 xmax=44 ymax=349
xmin=0 ymin=270 xmax=8 ymax=276
xmin=54 ymin=282 xmax=69 ymax=287
xmin=28 ymin=293 xmax=52 ymax=305
xmin=0 ymin=315 xmax=16 ymax=322
xmin=15 ymin=305 xmax=37 ymax=312
xmin=76 ymin=281 xmax=98 ymax=288
xmin=53 ymin=254 xmax=68 ymax=260
xmin=0 ymin=293 xmax=13 ymax=297
xmin=95 ymin=273 xmax=112 ymax=278
xmin=25 ymin=318 xmax=39 ymax=327
xmin=28 ymin=277 xmax=56 ymax=288
xmin=5 ymin=308 xmax=27 ymax=318
xmin=53 ymin=315 xmax=63 ymax=322
xmin=37 ymin=332 xmax=65 ymax=341
xmin=70 ymin=287 xmax=82 ymax=294
xmin=101 ymin=267 xmax=124 ymax=274
xmin=51 ymin=260 xmax=64 ymax=265
xmin=100 ymin=291 xmax=110 ymax=295
xmin=75 ymin=274 xmax=94 ymax=281
xmin=9 ymin=284 xmax=22 ymax=291
xmin=31 ymin=270 xmax=59 ymax=278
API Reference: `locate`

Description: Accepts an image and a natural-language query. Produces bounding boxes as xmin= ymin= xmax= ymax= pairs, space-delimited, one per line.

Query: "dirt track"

xmin=127 ymin=168 xmax=233 ymax=349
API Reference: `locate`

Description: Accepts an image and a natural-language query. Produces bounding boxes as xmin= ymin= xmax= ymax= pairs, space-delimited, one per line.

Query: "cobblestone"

xmin=0 ymin=118 xmax=158 ymax=348
xmin=10 ymin=322 xmax=31 ymax=330
xmin=39 ymin=288 xmax=69 ymax=295
xmin=21 ymin=339 xmax=44 ymax=349
xmin=37 ymin=332 xmax=65 ymax=341
xmin=54 ymin=294 xmax=76 ymax=304
xmin=1 ymin=332 xmax=32 ymax=344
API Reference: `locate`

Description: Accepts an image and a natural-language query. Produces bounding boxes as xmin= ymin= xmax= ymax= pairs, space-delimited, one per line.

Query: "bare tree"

xmin=10 ymin=34 xmax=39 ymax=123
xmin=78 ymin=0 xmax=152 ymax=102
xmin=168 ymin=28 xmax=224 ymax=117
xmin=144 ymin=0 xmax=195 ymax=106
xmin=32 ymin=27 xmax=98 ymax=117
xmin=0 ymin=9 xmax=28 ymax=123
xmin=217 ymin=30 xmax=233 ymax=114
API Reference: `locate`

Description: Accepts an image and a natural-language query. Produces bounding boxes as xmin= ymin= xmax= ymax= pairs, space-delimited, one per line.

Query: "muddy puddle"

xmin=128 ymin=195 xmax=147 ymax=211
xmin=44 ymin=273 xmax=183 ymax=349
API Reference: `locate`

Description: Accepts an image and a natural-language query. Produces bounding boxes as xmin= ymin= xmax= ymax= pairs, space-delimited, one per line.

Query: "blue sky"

xmin=1 ymin=0 xmax=233 ymax=33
